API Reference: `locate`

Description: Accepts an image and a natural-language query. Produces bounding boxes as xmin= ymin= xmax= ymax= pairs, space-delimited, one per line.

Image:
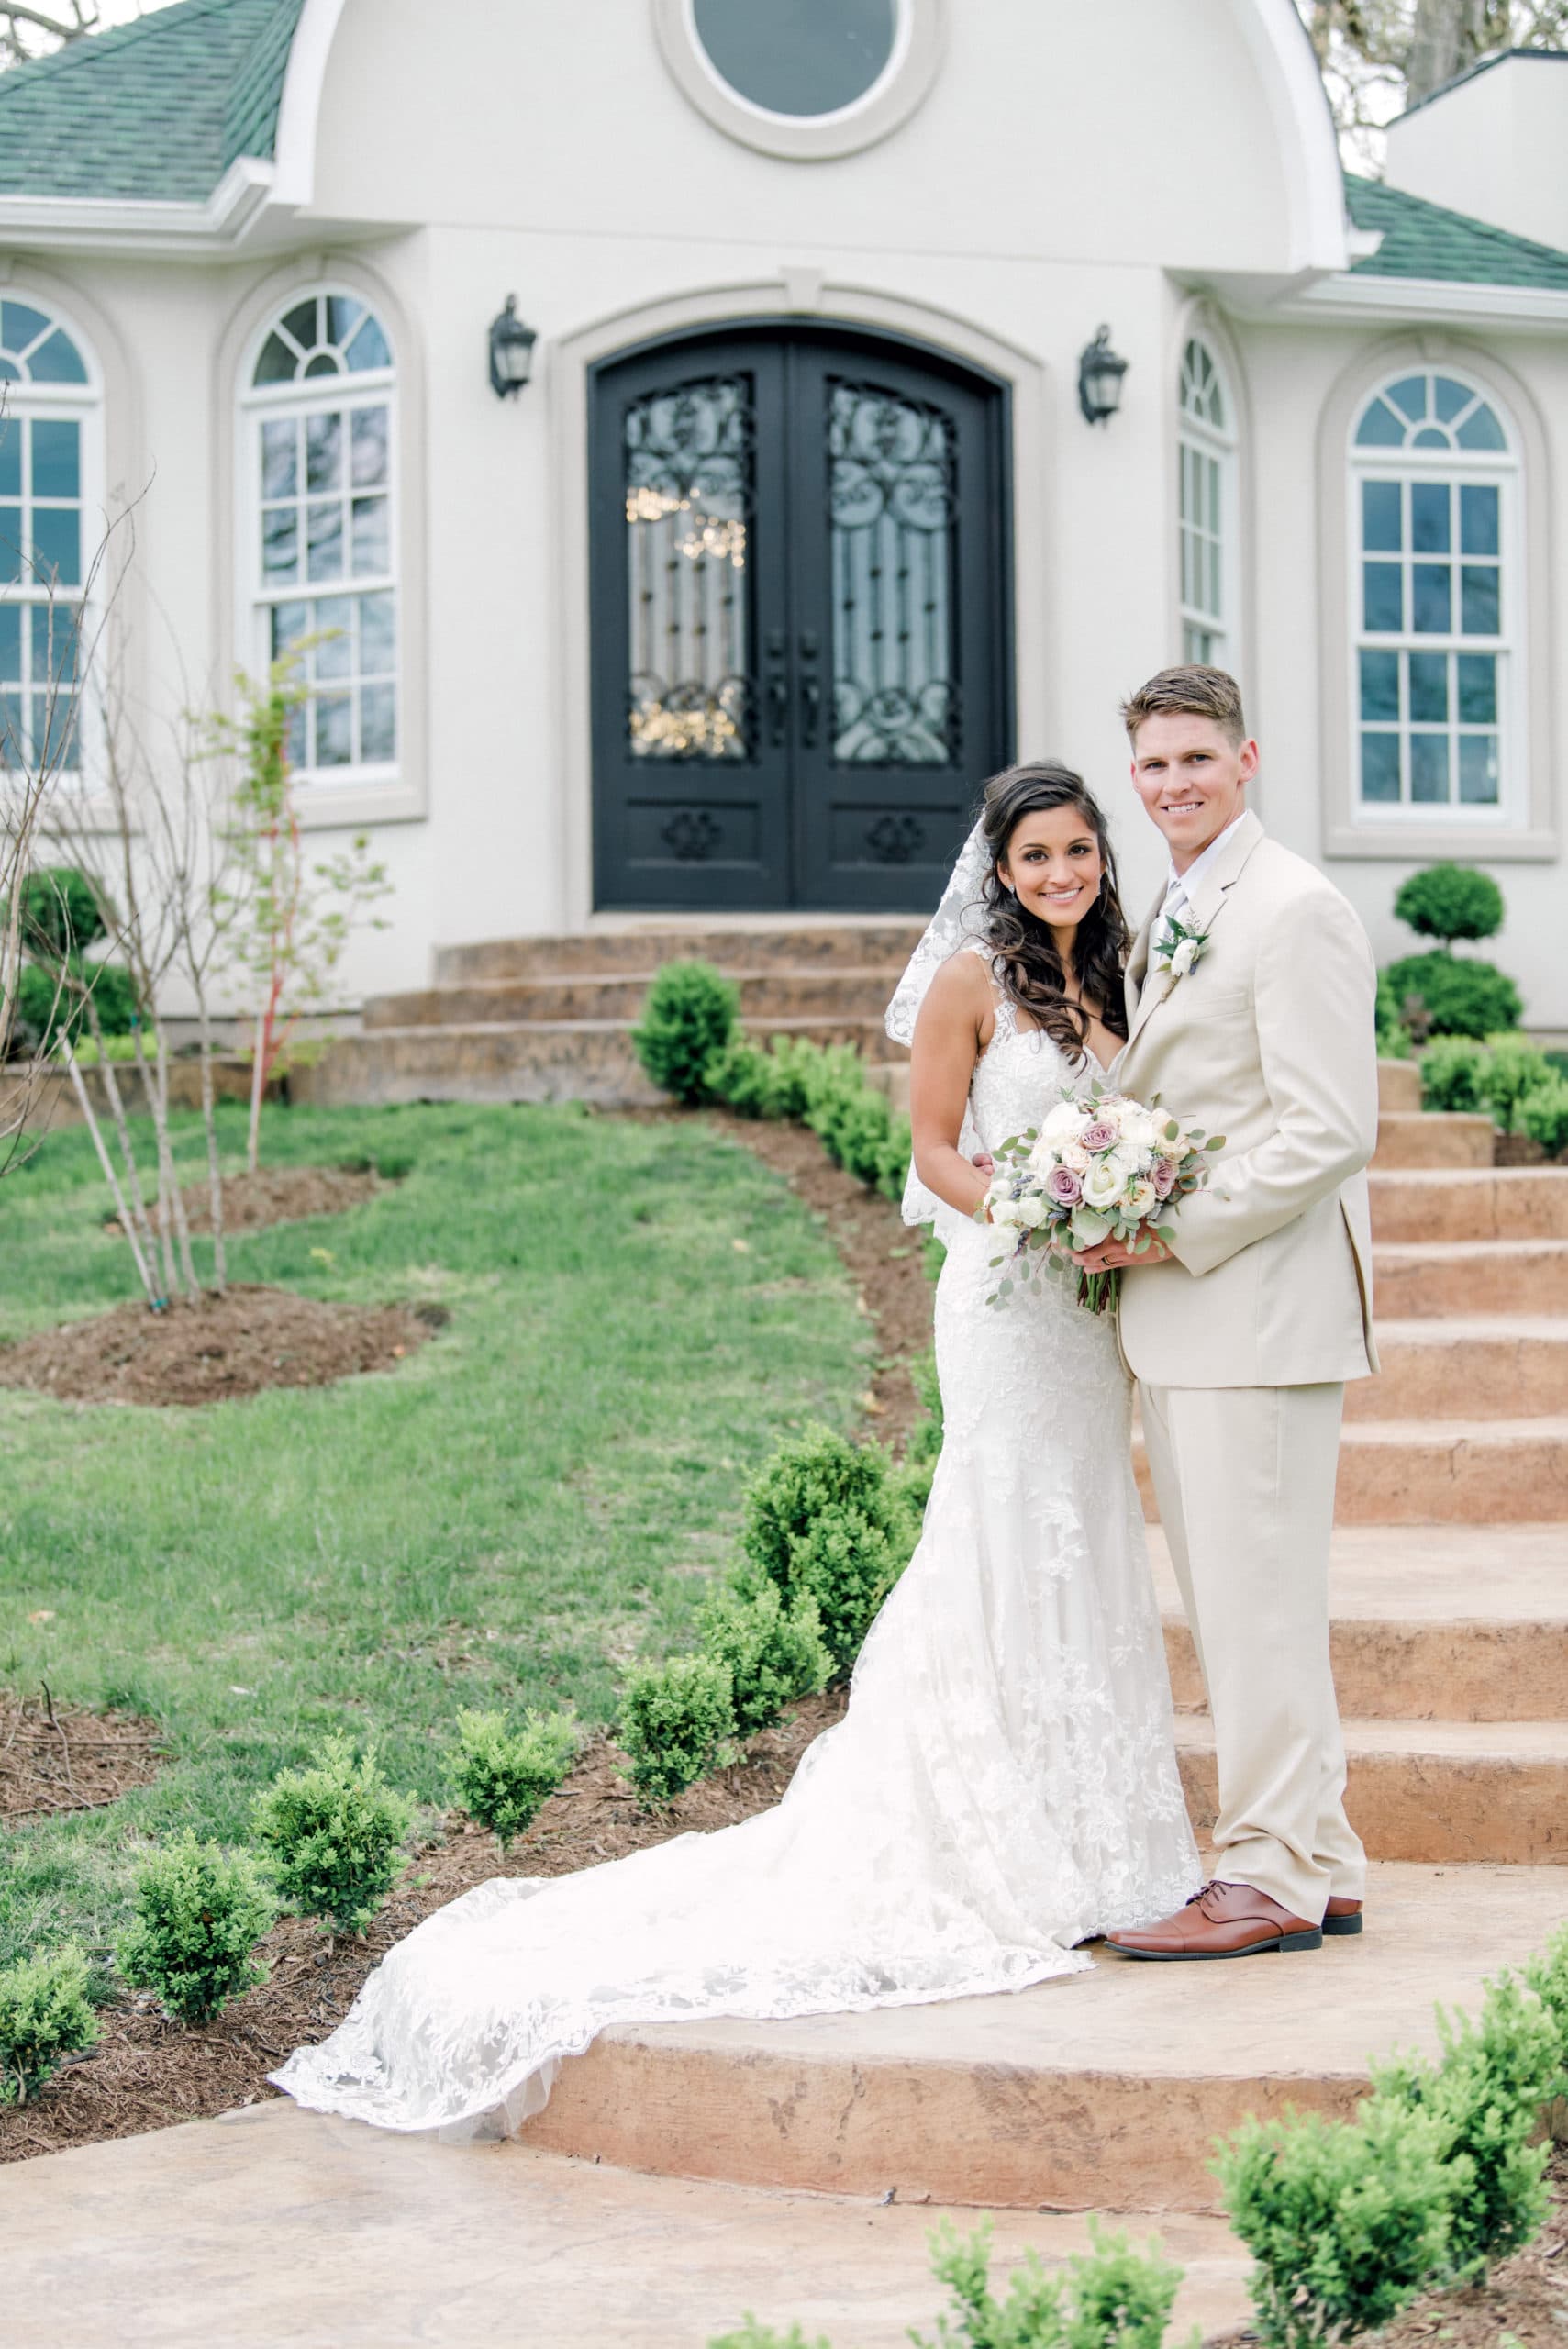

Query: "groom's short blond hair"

xmin=1121 ymin=665 xmax=1247 ymax=748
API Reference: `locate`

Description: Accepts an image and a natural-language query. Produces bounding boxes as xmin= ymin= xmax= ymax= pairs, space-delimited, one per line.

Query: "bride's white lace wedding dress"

xmin=272 ymin=953 xmax=1200 ymax=2140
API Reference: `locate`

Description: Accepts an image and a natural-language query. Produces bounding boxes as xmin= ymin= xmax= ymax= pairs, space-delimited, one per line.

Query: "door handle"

xmin=765 ymin=669 xmax=790 ymax=747
xmin=799 ymin=674 xmax=822 ymax=748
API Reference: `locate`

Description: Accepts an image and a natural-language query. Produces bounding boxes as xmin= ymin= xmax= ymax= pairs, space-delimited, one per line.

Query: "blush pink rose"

xmin=1080 ymin=1119 xmax=1118 ymax=1152
xmin=1046 ymin=1165 xmax=1083 ymax=1205
xmin=1151 ymin=1158 xmax=1177 ymax=1198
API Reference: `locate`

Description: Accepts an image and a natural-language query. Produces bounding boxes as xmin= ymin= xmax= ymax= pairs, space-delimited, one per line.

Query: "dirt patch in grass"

xmin=0 ymin=1695 xmax=851 ymax=2165
xmin=0 ymin=1690 xmax=166 ymax=1824
xmin=702 ymin=1108 xmax=934 ymax=1453
xmin=107 ymin=1163 xmax=383 ymax=1239
xmin=0 ymin=1285 xmax=446 ymax=1408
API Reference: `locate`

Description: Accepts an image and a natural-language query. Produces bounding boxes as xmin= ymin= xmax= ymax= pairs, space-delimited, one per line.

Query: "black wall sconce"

xmin=1078 ymin=325 xmax=1129 ymax=426
xmin=488 ymin=295 xmax=538 ymax=398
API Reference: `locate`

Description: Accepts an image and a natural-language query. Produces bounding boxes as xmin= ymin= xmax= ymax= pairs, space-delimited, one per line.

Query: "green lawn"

xmin=0 ymin=1099 xmax=871 ymax=1968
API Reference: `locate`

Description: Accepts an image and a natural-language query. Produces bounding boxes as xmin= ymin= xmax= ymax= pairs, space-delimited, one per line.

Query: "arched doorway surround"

xmin=588 ymin=320 xmax=1013 ymax=912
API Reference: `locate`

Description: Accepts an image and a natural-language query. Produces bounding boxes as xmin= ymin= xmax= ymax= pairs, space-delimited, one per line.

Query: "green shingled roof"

xmin=0 ymin=0 xmax=306 ymax=204
xmin=1346 ymin=172 xmax=1568 ymax=291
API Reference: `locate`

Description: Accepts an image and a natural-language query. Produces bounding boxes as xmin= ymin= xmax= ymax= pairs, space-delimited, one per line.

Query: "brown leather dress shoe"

xmin=1323 ymin=1896 xmax=1363 ymax=1937
xmin=1106 ymin=1879 xmax=1323 ymax=1961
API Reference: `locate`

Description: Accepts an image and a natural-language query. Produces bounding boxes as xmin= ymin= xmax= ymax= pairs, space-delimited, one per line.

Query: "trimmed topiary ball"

xmin=1383 ymin=952 xmax=1521 ymax=1041
xmin=1394 ymin=862 xmax=1505 ymax=946
xmin=631 ymin=962 xmax=740 ymax=1105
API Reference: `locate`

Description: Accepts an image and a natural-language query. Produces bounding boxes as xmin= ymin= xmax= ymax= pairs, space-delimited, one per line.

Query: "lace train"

xmin=272 ymin=1008 xmax=1201 ymax=2139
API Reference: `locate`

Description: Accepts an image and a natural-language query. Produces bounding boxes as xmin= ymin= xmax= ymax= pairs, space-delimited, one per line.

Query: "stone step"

xmin=0 ymin=2104 xmax=1253 ymax=2348
xmin=1369 ymin=1166 xmax=1568 ymax=1242
xmin=1149 ymin=1524 xmax=1568 ymax=1720
xmin=517 ymin=1865 xmax=1568 ymax=2214
xmin=1135 ymin=1419 xmax=1568 ymax=1523
xmin=363 ymin=968 xmax=906 ymax=1030
xmin=1373 ymin=1237 xmax=1568 ymax=1318
xmin=1372 ymin=1111 xmax=1494 ymax=1171
xmin=1343 ymin=1316 xmax=1568 ymax=1420
xmin=1377 ymin=1058 xmax=1420 ymax=1112
xmin=1175 ymin=1717 xmax=1568 ymax=1865
xmin=434 ymin=922 xmax=926 ymax=985
xmin=294 ymin=1016 xmax=899 ymax=1111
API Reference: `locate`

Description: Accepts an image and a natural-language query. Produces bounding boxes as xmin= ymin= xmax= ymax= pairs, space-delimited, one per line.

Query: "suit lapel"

xmin=1123 ymin=808 xmax=1264 ymax=1055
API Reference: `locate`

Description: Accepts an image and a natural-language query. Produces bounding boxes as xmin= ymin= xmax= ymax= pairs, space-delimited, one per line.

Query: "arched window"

xmin=239 ymin=291 xmax=397 ymax=781
xmin=1351 ymin=370 xmax=1515 ymax=821
xmin=0 ymin=296 xmax=96 ymax=781
xmin=1177 ymin=337 xmax=1238 ymax=669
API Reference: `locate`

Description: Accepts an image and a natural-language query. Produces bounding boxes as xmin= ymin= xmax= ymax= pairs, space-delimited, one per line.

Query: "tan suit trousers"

xmin=1139 ymin=1380 xmax=1366 ymax=1921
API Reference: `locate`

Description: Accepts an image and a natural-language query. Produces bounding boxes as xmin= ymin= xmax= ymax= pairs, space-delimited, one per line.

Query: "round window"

xmin=655 ymin=0 xmax=941 ymax=160
xmin=691 ymin=0 xmax=899 ymax=119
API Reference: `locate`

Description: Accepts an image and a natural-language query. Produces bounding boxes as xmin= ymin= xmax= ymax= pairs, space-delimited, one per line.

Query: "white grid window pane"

xmin=248 ymin=299 xmax=398 ymax=784
xmin=1176 ymin=339 xmax=1236 ymax=672
xmin=1351 ymin=373 xmax=1514 ymax=818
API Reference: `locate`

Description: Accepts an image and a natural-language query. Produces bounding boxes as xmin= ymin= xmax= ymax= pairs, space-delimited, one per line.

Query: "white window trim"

xmin=222 ymin=262 xmax=426 ymax=832
xmin=0 ymin=295 xmax=106 ymax=796
xmin=652 ymin=0 xmax=945 ymax=160
xmin=1317 ymin=337 xmax=1555 ymax=863
xmin=238 ymin=294 xmax=399 ymax=797
xmin=1177 ymin=336 xmax=1240 ymax=675
xmin=1347 ymin=375 xmax=1522 ymax=839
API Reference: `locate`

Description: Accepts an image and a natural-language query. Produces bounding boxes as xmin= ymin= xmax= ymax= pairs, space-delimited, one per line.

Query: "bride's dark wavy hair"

xmin=976 ymin=762 xmax=1130 ymax=1059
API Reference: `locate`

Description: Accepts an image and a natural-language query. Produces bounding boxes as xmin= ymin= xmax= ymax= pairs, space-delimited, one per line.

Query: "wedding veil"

xmin=883 ymin=818 xmax=994 ymax=1229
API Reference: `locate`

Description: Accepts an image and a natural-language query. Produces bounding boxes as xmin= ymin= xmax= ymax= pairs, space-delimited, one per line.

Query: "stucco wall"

xmin=1385 ymin=55 xmax=1568 ymax=255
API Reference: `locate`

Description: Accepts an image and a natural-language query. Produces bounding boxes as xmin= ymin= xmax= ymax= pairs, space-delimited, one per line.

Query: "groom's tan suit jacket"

xmin=1116 ymin=809 xmax=1379 ymax=1389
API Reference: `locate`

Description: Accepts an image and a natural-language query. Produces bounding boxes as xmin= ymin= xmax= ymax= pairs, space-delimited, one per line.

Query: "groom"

xmin=1077 ymin=664 xmax=1379 ymax=1960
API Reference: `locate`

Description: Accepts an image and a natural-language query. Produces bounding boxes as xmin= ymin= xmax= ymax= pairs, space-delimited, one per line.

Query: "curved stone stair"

xmin=517 ymin=1053 xmax=1568 ymax=2213
xmin=298 ymin=921 xmax=924 ymax=1108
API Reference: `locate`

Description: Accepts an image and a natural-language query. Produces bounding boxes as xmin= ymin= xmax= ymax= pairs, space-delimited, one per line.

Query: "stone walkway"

xmin=0 ymin=2102 xmax=1251 ymax=2348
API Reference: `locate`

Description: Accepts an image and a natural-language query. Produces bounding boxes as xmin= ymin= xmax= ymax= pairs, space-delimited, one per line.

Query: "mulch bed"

xmin=0 ymin=1285 xmax=446 ymax=1408
xmin=0 ymin=1700 xmax=850 ymax=2167
xmin=1496 ymin=1130 xmax=1566 ymax=1167
xmin=107 ymin=1163 xmax=382 ymax=1238
xmin=0 ymin=1689 xmax=166 ymax=1825
xmin=704 ymin=1106 xmax=935 ymax=1453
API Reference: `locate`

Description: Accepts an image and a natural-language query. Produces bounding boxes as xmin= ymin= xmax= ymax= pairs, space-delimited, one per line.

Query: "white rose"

xmin=1171 ymin=937 xmax=1198 ymax=979
xmin=1118 ymin=1108 xmax=1157 ymax=1152
xmin=1059 ymin=1139 xmax=1092 ymax=1174
xmin=1125 ymin=1178 xmax=1158 ymax=1221
xmin=1041 ymin=1100 xmax=1083 ymax=1143
xmin=988 ymin=1194 xmax=1026 ymax=1228
xmin=1013 ymin=1194 xmax=1049 ymax=1228
xmin=1105 ymin=1143 xmax=1145 ymax=1186
xmin=1081 ymin=1161 xmax=1124 ymax=1210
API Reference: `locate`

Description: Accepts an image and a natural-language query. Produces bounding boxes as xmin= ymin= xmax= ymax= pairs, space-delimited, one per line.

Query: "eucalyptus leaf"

xmin=1207 ymin=1135 xmax=1226 ymax=1150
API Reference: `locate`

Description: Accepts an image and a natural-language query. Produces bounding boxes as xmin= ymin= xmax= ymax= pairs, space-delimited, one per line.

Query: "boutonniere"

xmin=1153 ymin=916 xmax=1211 ymax=985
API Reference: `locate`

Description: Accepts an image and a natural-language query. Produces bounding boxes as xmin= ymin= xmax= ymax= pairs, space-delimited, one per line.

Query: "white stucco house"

xmin=2 ymin=0 xmax=1566 ymax=1048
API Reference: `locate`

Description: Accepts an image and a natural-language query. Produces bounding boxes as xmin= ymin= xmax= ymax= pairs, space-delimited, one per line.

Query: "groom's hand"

xmin=1071 ymin=1235 xmax=1174 ymax=1274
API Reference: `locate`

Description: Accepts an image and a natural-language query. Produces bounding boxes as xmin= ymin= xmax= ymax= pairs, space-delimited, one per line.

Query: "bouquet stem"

xmin=1076 ymin=1268 xmax=1120 ymax=1316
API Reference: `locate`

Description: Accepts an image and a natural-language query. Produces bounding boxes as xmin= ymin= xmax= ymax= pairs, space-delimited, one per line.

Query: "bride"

xmin=273 ymin=761 xmax=1200 ymax=2139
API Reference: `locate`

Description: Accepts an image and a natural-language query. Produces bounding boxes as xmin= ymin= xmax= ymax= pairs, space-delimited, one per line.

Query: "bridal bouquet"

xmin=980 ymin=1085 xmax=1223 ymax=1314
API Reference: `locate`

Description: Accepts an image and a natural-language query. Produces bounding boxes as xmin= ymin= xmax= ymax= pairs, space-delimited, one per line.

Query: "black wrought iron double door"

xmin=589 ymin=326 xmax=1011 ymax=912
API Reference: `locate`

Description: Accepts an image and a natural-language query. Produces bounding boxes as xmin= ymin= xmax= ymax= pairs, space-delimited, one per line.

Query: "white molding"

xmin=214 ymin=256 xmax=428 ymax=831
xmin=1316 ymin=335 xmax=1557 ymax=865
xmin=651 ymin=0 xmax=945 ymax=161
xmin=1230 ymin=0 xmax=1350 ymax=274
xmin=1286 ymin=272 xmax=1568 ymax=329
xmin=1168 ymin=302 xmax=1251 ymax=711
xmin=0 ymin=159 xmax=274 ymax=257
xmin=272 ymin=0 xmax=350 ymax=207
xmin=546 ymin=277 xmax=1047 ymax=930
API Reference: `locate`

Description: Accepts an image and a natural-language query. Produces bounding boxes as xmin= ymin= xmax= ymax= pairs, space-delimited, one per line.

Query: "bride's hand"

xmin=1070 ymin=1234 xmax=1174 ymax=1274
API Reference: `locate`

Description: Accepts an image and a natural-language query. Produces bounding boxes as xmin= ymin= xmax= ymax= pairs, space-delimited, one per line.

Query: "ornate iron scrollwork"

xmin=865 ymin=813 xmax=927 ymax=865
xmin=624 ymin=375 xmax=755 ymax=763
xmin=661 ymin=809 xmax=724 ymax=862
xmin=828 ymin=380 xmax=959 ymax=768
